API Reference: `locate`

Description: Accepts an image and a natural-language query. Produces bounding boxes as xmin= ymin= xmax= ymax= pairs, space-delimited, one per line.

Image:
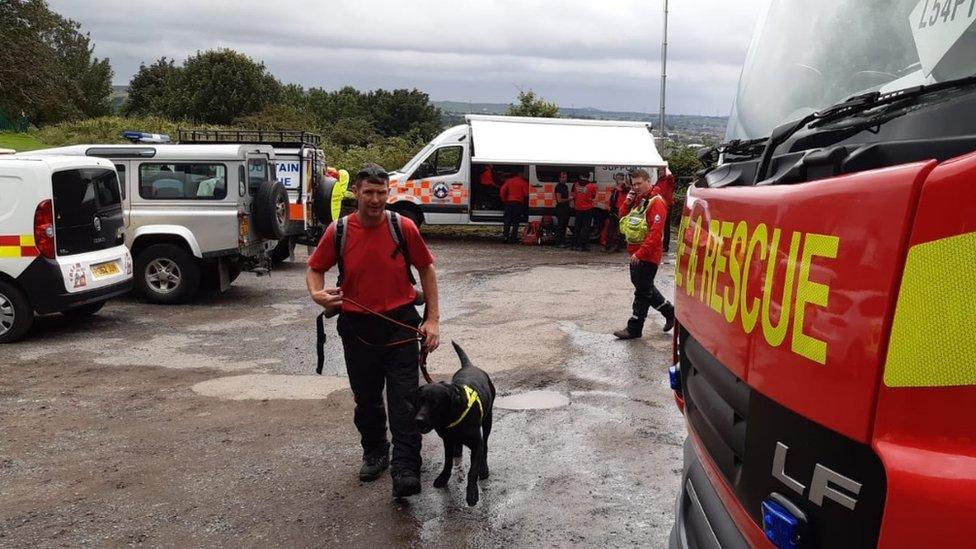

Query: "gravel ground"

xmin=1 ymin=233 xmax=685 ymax=548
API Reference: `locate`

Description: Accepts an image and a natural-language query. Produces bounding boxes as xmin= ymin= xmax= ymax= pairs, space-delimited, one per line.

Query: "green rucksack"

xmin=619 ymin=195 xmax=664 ymax=244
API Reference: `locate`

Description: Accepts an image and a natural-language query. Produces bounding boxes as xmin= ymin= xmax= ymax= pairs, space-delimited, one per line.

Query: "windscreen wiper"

xmin=754 ymin=72 xmax=976 ymax=183
xmin=698 ymin=137 xmax=768 ymax=167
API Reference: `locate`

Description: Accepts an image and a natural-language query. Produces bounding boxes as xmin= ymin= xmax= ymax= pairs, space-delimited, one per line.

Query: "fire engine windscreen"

xmin=726 ymin=0 xmax=976 ymax=141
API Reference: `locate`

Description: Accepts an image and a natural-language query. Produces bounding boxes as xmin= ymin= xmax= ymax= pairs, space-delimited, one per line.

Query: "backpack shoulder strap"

xmin=386 ymin=212 xmax=418 ymax=285
xmin=333 ymin=217 xmax=348 ymax=285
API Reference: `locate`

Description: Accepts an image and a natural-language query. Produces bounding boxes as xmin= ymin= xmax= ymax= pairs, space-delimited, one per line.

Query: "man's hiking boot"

xmin=359 ymin=452 xmax=389 ymax=482
xmin=392 ymin=469 xmax=422 ymax=498
xmin=659 ymin=302 xmax=676 ymax=332
xmin=613 ymin=317 xmax=644 ymax=339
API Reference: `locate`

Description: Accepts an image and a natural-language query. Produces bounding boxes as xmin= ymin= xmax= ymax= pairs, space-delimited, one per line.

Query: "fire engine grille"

xmin=678 ymin=331 xmax=888 ymax=548
xmin=680 ymin=334 xmax=750 ymax=487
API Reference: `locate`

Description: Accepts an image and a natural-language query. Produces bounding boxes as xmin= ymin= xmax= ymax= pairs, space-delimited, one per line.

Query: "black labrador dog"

xmin=414 ymin=341 xmax=496 ymax=506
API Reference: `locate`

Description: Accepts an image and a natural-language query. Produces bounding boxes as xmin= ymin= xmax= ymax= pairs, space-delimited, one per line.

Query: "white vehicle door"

xmin=402 ymin=144 xmax=468 ymax=223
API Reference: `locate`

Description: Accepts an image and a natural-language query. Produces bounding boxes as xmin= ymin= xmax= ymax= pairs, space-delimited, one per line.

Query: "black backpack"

xmin=316 ymin=211 xmax=417 ymax=374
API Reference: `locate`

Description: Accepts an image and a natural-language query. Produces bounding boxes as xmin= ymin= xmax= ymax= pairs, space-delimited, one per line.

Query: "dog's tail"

xmin=452 ymin=341 xmax=474 ymax=369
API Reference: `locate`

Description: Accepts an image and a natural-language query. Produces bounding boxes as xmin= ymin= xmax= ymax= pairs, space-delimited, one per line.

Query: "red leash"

xmin=340 ymin=296 xmax=434 ymax=384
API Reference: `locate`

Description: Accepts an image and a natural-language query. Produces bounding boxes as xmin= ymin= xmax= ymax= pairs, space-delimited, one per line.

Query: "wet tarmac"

xmin=1 ymin=233 xmax=685 ymax=547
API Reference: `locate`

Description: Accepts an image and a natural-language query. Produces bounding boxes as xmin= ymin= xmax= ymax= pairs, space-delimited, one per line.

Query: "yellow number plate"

xmin=239 ymin=216 xmax=249 ymax=238
xmin=90 ymin=261 xmax=120 ymax=279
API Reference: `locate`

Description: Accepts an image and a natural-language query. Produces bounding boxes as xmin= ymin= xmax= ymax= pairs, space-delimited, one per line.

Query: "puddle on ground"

xmin=191 ymin=374 xmax=348 ymax=400
xmin=495 ymin=390 xmax=570 ymax=410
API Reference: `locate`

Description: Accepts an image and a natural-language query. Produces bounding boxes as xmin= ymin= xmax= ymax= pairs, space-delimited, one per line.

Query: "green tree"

xmin=506 ymin=90 xmax=560 ymax=118
xmin=365 ymin=89 xmax=442 ymax=141
xmin=234 ymin=104 xmax=316 ymax=131
xmin=0 ymin=0 xmax=113 ymax=125
xmin=180 ymin=49 xmax=282 ymax=124
xmin=124 ymin=57 xmax=184 ymax=118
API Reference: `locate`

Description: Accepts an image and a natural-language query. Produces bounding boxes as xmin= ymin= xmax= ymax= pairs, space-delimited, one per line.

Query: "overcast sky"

xmin=49 ymin=0 xmax=766 ymax=116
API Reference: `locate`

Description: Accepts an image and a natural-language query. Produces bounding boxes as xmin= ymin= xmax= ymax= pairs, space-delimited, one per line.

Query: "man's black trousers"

xmin=555 ymin=207 xmax=571 ymax=245
xmin=337 ymin=305 xmax=422 ymax=474
xmin=503 ymin=202 xmax=525 ymax=242
xmin=630 ymin=260 xmax=667 ymax=320
xmin=574 ymin=208 xmax=594 ymax=248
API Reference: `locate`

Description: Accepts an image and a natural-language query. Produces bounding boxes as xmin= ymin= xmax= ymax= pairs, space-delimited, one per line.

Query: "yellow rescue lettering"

xmin=724 ymin=221 xmax=748 ymax=324
xmin=740 ymin=223 xmax=767 ymax=334
xmin=791 ymin=233 xmax=840 ymax=365
xmin=675 ymin=214 xmax=691 ymax=288
xmin=699 ymin=220 xmax=721 ymax=303
xmin=760 ymin=230 xmax=802 ymax=347
xmin=710 ymin=221 xmax=734 ymax=314
xmin=686 ymin=215 xmax=702 ymax=297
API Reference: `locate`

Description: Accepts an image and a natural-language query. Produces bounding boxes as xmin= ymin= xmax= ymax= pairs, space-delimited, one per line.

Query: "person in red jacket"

xmin=653 ymin=166 xmax=676 ymax=252
xmin=613 ymin=168 xmax=675 ymax=339
xmin=571 ymin=173 xmax=598 ymax=251
xmin=499 ymin=170 xmax=531 ymax=243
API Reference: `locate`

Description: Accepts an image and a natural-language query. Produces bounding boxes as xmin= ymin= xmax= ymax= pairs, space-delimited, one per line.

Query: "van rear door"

xmin=51 ymin=168 xmax=124 ymax=256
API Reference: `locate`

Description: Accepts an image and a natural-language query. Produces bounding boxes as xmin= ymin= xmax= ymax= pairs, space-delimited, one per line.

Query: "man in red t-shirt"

xmin=653 ymin=166 xmax=677 ymax=252
xmin=613 ymin=168 xmax=674 ymax=339
xmin=499 ymin=170 xmax=531 ymax=243
xmin=571 ymin=173 xmax=598 ymax=251
xmin=306 ymin=163 xmax=440 ymax=498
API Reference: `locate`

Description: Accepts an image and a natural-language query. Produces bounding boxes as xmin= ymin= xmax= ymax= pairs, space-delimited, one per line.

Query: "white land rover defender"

xmin=27 ymin=142 xmax=289 ymax=303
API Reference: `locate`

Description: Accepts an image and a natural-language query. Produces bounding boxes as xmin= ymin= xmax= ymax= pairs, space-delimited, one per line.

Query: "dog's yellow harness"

xmin=447 ymin=385 xmax=483 ymax=428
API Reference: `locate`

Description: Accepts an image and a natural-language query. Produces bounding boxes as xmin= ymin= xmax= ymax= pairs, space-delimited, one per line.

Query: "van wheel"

xmin=394 ymin=205 xmax=423 ymax=227
xmin=0 ymin=280 xmax=33 ymax=343
xmin=136 ymin=244 xmax=200 ymax=304
xmin=252 ymin=180 xmax=289 ymax=240
xmin=271 ymin=237 xmax=294 ymax=265
xmin=62 ymin=300 xmax=106 ymax=318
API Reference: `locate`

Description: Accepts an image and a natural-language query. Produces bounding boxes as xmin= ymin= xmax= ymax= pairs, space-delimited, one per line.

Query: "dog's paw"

xmin=466 ymin=485 xmax=480 ymax=506
xmin=479 ymin=465 xmax=490 ymax=480
xmin=433 ymin=473 xmax=450 ymax=488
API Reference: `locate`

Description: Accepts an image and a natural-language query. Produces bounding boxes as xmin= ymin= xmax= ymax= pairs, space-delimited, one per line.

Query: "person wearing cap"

xmin=613 ymin=168 xmax=675 ymax=339
xmin=499 ymin=169 xmax=531 ymax=243
xmin=306 ymin=163 xmax=441 ymax=499
xmin=571 ymin=173 xmax=598 ymax=251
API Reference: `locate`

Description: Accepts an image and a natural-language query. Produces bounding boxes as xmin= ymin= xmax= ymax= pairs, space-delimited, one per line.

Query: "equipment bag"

xmin=522 ymin=220 xmax=541 ymax=246
xmin=619 ymin=195 xmax=664 ymax=245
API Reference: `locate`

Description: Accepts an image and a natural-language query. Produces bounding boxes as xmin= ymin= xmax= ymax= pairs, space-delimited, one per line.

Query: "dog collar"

xmin=447 ymin=385 xmax=483 ymax=428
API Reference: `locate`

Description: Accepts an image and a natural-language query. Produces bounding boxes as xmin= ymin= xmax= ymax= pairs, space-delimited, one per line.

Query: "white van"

xmin=385 ymin=115 xmax=667 ymax=226
xmin=0 ymin=156 xmax=133 ymax=343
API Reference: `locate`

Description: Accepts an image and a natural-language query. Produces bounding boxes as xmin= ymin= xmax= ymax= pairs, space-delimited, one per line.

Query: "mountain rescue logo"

xmin=433 ymin=182 xmax=450 ymax=199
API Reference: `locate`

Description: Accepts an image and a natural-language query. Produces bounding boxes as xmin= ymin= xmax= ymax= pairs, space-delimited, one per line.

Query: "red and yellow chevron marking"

xmin=0 ymin=235 xmax=38 ymax=258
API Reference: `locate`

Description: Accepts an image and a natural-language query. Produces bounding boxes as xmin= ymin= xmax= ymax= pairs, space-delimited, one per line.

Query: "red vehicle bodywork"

xmin=673 ymin=152 xmax=976 ymax=546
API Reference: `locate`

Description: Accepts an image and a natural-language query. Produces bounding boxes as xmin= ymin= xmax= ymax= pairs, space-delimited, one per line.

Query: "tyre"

xmin=0 ymin=280 xmax=33 ymax=343
xmin=395 ymin=205 xmax=423 ymax=227
xmin=271 ymin=237 xmax=294 ymax=265
xmin=312 ymin=179 xmax=336 ymax=225
xmin=61 ymin=300 xmax=106 ymax=318
xmin=252 ymin=180 xmax=289 ymax=240
xmin=135 ymin=243 xmax=201 ymax=304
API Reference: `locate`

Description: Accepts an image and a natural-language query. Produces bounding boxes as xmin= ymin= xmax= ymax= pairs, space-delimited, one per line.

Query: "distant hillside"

xmin=434 ymin=101 xmax=727 ymax=144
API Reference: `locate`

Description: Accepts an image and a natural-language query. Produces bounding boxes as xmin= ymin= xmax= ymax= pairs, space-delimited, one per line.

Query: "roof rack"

xmin=177 ymin=129 xmax=322 ymax=148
